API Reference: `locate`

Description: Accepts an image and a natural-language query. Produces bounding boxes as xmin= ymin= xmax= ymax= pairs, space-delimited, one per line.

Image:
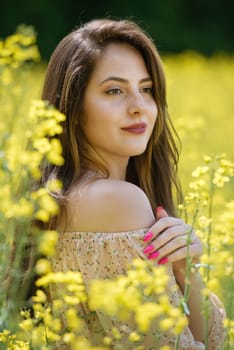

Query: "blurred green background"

xmin=1 ymin=0 xmax=234 ymax=59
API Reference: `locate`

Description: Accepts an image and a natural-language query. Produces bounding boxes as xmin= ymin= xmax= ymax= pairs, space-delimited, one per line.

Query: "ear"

xmin=156 ymin=206 xmax=168 ymax=220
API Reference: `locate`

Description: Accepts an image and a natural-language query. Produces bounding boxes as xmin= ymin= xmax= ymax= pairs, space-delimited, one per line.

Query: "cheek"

xmin=82 ymin=108 xmax=112 ymax=143
xmin=150 ymin=101 xmax=158 ymax=124
xmin=147 ymin=103 xmax=158 ymax=137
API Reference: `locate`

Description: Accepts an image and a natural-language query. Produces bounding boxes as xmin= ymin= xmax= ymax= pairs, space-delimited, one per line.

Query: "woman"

xmin=41 ymin=19 xmax=225 ymax=349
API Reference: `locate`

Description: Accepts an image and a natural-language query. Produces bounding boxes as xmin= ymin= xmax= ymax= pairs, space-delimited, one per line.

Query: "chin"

xmin=128 ymin=145 xmax=147 ymax=157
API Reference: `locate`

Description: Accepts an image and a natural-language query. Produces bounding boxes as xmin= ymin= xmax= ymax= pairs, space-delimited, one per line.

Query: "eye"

xmin=105 ymin=88 xmax=123 ymax=95
xmin=140 ymin=87 xmax=153 ymax=95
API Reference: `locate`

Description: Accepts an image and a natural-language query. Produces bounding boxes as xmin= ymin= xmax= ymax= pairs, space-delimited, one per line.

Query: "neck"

xmin=83 ymin=159 xmax=129 ymax=181
xmin=107 ymin=165 xmax=127 ymax=181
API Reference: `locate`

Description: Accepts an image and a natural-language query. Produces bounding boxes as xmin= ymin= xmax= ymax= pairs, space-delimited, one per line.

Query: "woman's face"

xmin=81 ymin=43 xmax=157 ymax=165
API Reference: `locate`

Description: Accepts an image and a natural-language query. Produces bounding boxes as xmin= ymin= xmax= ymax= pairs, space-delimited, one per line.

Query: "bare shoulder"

xmin=63 ymin=179 xmax=155 ymax=232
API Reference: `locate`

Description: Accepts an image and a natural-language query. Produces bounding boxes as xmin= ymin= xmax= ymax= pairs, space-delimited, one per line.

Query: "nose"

xmin=127 ymin=92 xmax=146 ymax=118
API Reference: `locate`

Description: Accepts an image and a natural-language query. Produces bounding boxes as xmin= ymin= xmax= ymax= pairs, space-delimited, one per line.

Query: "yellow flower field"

xmin=164 ymin=52 xmax=234 ymax=195
xmin=0 ymin=27 xmax=233 ymax=349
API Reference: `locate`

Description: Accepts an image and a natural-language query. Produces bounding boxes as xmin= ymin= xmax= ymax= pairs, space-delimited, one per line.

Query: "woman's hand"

xmin=142 ymin=207 xmax=203 ymax=275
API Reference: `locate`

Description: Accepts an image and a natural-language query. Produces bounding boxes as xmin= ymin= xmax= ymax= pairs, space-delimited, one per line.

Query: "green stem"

xmin=204 ymin=163 xmax=215 ymax=350
xmin=184 ymin=205 xmax=200 ymax=301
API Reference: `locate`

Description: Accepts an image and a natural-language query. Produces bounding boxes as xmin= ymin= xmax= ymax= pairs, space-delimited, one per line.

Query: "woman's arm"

xmin=157 ymin=207 xmax=207 ymax=341
xmin=143 ymin=207 xmax=225 ymax=346
xmin=174 ymin=265 xmax=209 ymax=341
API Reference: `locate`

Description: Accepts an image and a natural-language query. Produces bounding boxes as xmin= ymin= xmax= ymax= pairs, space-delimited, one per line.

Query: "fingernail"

xmin=143 ymin=231 xmax=154 ymax=242
xmin=158 ymin=257 xmax=168 ymax=265
xmin=148 ymin=251 xmax=160 ymax=259
xmin=156 ymin=206 xmax=164 ymax=213
xmin=143 ymin=244 xmax=155 ymax=254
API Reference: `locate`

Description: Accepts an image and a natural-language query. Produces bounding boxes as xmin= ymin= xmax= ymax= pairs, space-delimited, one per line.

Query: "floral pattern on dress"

xmin=52 ymin=229 xmax=225 ymax=350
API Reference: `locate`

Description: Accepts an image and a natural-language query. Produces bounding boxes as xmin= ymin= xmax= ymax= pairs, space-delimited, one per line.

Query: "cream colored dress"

xmin=52 ymin=229 xmax=226 ymax=350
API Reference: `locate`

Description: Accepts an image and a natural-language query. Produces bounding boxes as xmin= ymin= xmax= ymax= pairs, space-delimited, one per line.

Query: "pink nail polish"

xmin=143 ymin=231 xmax=154 ymax=242
xmin=158 ymin=257 xmax=168 ymax=265
xmin=143 ymin=244 xmax=155 ymax=254
xmin=156 ymin=206 xmax=164 ymax=213
xmin=148 ymin=251 xmax=160 ymax=259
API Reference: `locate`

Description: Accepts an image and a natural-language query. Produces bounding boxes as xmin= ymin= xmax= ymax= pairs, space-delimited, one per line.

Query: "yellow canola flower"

xmin=43 ymin=312 xmax=61 ymax=333
xmin=47 ymin=138 xmax=64 ymax=166
xmin=32 ymin=187 xmax=59 ymax=221
xmin=159 ymin=318 xmax=175 ymax=331
xmin=63 ymin=332 xmax=76 ymax=344
xmin=103 ymin=336 xmax=113 ymax=345
xmin=44 ymin=108 xmax=66 ymax=122
xmin=0 ymin=330 xmax=10 ymax=341
xmin=89 ymin=278 xmax=141 ymax=318
xmin=0 ymin=330 xmax=30 ymax=349
xmin=64 ymin=294 xmax=85 ymax=306
xmin=174 ymin=317 xmax=188 ymax=334
xmin=38 ymin=230 xmax=58 ymax=256
xmin=213 ymin=172 xmax=230 ymax=188
xmin=19 ymin=310 xmax=30 ymax=318
xmin=19 ymin=318 xmax=33 ymax=332
xmin=66 ymin=283 xmax=86 ymax=294
xmin=192 ymin=166 xmax=209 ymax=178
xmin=178 ymin=203 xmax=186 ymax=211
xmin=36 ymin=270 xmax=84 ymax=287
xmin=35 ymin=209 xmax=50 ymax=222
xmin=4 ymin=197 xmax=34 ymax=219
xmin=224 ymin=318 xmax=234 ymax=343
xmin=203 ymin=155 xmax=212 ymax=164
xmin=35 ymin=259 xmax=52 ymax=275
xmin=33 ymin=137 xmax=51 ymax=154
xmin=128 ymin=331 xmax=141 ymax=342
xmin=46 ymin=178 xmax=62 ymax=192
xmin=33 ymin=302 xmax=45 ymax=319
xmin=89 ymin=260 xmax=186 ymax=337
xmin=65 ymin=308 xmax=82 ymax=331
xmin=207 ymin=278 xmax=220 ymax=291
xmin=26 ymin=151 xmax=43 ymax=179
xmin=111 ymin=327 xmax=122 ymax=340
xmin=30 ymin=325 xmax=48 ymax=346
xmin=34 ymin=119 xmax=64 ymax=137
xmin=32 ymin=289 xmax=47 ymax=303
xmin=13 ymin=45 xmax=40 ymax=63
xmin=5 ymin=33 xmax=35 ymax=47
xmin=189 ymin=179 xmax=206 ymax=191
xmin=0 ymin=26 xmax=40 ymax=69
xmin=39 ymin=191 xmax=59 ymax=213
xmin=135 ymin=302 xmax=163 ymax=332
xmin=198 ymin=215 xmax=212 ymax=229
xmin=29 ymin=99 xmax=65 ymax=123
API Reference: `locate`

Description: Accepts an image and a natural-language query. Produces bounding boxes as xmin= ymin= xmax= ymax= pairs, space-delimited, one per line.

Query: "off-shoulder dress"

xmin=52 ymin=229 xmax=225 ymax=350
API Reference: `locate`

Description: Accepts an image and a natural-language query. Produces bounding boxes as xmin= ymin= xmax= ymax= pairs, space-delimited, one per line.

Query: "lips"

xmin=121 ymin=122 xmax=147 ymax=134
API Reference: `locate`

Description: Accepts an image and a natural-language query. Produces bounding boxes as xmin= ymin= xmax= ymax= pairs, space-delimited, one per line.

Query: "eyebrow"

xmin=99 ymin=76 xmax=152 ymax=86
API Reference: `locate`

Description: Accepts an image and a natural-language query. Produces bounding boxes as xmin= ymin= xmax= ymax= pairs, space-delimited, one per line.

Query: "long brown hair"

xmin=42 ymin=19 xmax=182 ymax=216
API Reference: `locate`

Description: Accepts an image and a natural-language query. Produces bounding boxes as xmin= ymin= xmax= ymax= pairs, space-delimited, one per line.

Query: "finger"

xmin=155 ymin=234 xmax=193 ymax=259
xmin=156 ymin=207 xmax=191 ymax=238
xmin=151 ymin=223 xmax=191 ymax=250
xmin=146 ymin=233 xmax=202 ymax=262
xmin=156 ymin=206 xmax=168 ymax=219
xmin=143 ymin=217 xmax=184 ymax=243
xmin=160 ymin=242 xmax=203 ymax=264
xmin=144 ymin=228 xmax=193 ymax=259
